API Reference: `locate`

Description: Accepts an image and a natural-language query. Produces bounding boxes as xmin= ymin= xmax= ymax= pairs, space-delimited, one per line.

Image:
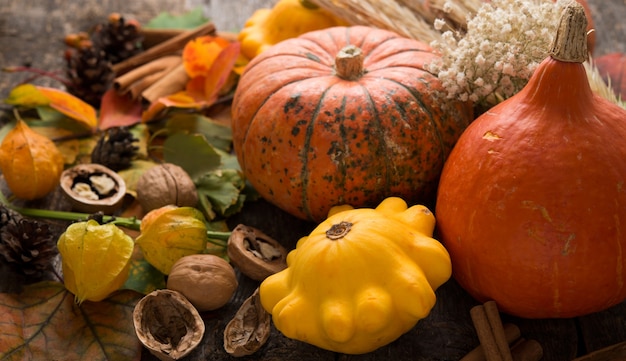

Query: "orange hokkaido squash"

xmin=232 ymin=26 xmax=473 ymax=222
xmin=435 ymin=3 xmax=626 ymax=318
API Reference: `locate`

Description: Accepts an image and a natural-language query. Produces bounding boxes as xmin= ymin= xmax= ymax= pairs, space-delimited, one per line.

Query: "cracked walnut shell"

xmin=133 ymin=289 xmax=205 ymax=361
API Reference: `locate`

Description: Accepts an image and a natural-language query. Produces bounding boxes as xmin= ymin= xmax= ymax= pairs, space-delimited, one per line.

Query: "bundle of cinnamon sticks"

xmin=112 ymin=22 xmax=216 ymax=103
xmin=461 ymin=301 xmax=543 ymax=361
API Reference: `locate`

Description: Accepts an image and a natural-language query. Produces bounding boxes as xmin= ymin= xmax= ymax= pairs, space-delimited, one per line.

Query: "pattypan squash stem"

xmin=0 ymin=190 xmax=231 ymax=246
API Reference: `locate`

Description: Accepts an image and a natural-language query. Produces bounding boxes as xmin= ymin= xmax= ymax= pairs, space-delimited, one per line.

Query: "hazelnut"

xmin=166 ymin=254 xmax=238 ymax=312
xmin=133 ymin=289 xmax=205 ymax=361
xmin=136 ymin=163 xmax=198 ymax=212
xmin=227 ymin=224 xmax=288 ymax=281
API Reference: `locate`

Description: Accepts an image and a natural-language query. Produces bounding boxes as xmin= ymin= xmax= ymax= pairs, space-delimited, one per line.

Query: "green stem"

xmin=0 ymin=189 xmax=231 ymax=247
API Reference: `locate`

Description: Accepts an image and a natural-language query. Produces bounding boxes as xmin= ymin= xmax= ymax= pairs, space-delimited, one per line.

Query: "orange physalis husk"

xmin=0 ymin=120 xmax=65 ymax=200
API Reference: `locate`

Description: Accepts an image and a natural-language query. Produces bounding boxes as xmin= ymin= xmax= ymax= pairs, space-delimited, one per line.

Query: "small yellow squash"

xmin=259 ymin=197 xmax=451 ymax=354
xmin=238 ymin=0 xmax=346 ymax=59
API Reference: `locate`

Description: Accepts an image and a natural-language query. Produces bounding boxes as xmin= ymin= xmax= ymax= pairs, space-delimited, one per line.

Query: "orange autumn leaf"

xmin=37 ymin=87 xmax=98 ymax=129
xmin=183 ymin=35 xmax=231 ymax=78
xmin=141 ymin=91 xmax=201 ymax=122
xmin=0 ymin=281 xmax=142 ymax=361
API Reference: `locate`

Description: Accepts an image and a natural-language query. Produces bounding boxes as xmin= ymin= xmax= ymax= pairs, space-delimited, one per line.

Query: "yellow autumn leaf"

xmin=57 ymin=220 xmax=135 ymax=304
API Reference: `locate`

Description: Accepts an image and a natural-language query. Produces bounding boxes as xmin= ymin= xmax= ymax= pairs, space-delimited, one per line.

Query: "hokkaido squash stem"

xmin=0 ymin=190 xmax=231 ymax=245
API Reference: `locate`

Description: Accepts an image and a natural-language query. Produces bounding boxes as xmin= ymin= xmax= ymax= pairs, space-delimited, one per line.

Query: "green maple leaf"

xmin=0 ymin=281 xmax=142 ymax=361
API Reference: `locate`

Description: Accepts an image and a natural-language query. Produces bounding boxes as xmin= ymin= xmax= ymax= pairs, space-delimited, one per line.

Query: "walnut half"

xmin=133 ymin=289 xmax=205 ymax=361
xmin=227 ymin=224 xmax=288 ymax=281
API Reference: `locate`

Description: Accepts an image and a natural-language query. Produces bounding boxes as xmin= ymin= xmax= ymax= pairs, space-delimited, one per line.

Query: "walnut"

xmin=133 ymin=289 xmax=205 ymax=361
xmin=166 ymin=254 xmax=238 ymax=312
xmin=136 ymin=163 xmax=198 ymax=213
xmin=227 ymin=224 xmax=288 ymax=281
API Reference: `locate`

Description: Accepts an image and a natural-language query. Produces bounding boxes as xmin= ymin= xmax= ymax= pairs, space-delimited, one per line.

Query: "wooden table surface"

xmin=2 ymin=1 xmax=626 ymax=361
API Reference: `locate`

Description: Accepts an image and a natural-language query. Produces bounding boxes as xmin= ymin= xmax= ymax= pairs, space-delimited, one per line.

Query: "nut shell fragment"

xmin=133 ymin=289 xmax=205 ymax=361
xmin=227 ymin=224 xmax=288 ymax=281
xmin=224 ymin=288 xmax=270 ymax=357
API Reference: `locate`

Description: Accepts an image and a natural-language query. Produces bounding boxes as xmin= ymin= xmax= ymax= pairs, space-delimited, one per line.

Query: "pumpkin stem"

xmin=335 ymin=45 xmax=365 ymax=81
xmin=549 ymin=0 xmax=588 ymax=63
xmin=299 ymin=0 xmax=320 ymax=10
xmin=326 ymin=221 xmax=352 ymax=240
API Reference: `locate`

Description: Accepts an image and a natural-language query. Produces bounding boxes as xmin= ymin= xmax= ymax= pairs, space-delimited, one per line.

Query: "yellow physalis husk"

xmin=57 ymin=220 xmax=134 ymax=304
xmin=135 ymin=205 xmax=208 ymax=275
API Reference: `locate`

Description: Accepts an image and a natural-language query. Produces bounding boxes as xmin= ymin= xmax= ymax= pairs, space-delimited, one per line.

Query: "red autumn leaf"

xmin=37 ymin=86 xmax=98 ymax=129
xmin=200 ymin=41 xmax=241 ymax=104
xmin=183 ymin=35 xmax=231 ymax=78
xmin=99 ymin=89 xmax=143 ymax=130
xmin=0 ymin=281 xmax=142 ymax=361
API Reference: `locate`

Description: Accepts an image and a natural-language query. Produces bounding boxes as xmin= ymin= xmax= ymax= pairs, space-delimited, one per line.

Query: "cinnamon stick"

xmin=571 ymin=340 xmax=626 ymax=361
xmin=114 ymin=55 xmax=182 ymax=93
xmin=510 ymin=339 xmax=543 ymax=361
xmin=141 ymin=63 xmax=189 ymax=103
xmin=113 ymin=21 xmax=216 ymax=75
xmin=460 ymin=323 xmax=521 ymax=361
xmin=483 ymin=301 xmax=514 ymax=361
xmin=140 ymin=28 xmax=238 ymax=48
xmin=470 ymin=305 xmax=502 ymax=361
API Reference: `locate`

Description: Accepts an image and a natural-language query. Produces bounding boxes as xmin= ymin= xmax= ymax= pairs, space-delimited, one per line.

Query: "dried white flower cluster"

xmin=428 ymin=0 xmax=569 ymax=107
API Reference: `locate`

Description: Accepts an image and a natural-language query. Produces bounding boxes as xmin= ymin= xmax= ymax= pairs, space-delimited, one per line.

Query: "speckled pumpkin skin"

xmin=232 ymin=26 xmax=473 ymax=221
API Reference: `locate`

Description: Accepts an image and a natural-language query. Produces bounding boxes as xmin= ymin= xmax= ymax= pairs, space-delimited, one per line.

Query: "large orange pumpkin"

xmin=435 ymin=3 xmax=626 ymax=318
xmin=232 ymin=26 xmax=473 ymax=221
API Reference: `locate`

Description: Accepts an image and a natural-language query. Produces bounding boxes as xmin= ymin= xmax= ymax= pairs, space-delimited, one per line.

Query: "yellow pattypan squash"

xmin=259 ymin=197 xmax=452 ymax=354
xmin=238 ymin=0 xmax=347 ymax=60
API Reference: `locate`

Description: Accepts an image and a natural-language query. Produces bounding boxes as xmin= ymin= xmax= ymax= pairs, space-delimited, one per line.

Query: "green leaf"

xmin=0 ymin=281 xmax=142 ymax=361
xmin=123 ymin=247 xmax=166 ymax=295
xmin=145 ymin=7 xmax=209 ymax=29
xmin=165 ymin=112 xmax=233 ymax=152
xmin=196 ymin=169 xmax=246 ymax=218
xmin=163 ymin=131 xmax=221 ymax=180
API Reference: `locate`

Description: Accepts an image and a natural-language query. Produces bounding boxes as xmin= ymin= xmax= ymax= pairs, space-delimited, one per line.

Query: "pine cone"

xmin=91 ymin=126 xmax=139 ymax=171
xmin=0 ymin=206 xmax=58 ymax=278
xmin=91 ymin=13 xmax=144 ymax=64
xmin=65 ymin=41 xmax=115 ymax=107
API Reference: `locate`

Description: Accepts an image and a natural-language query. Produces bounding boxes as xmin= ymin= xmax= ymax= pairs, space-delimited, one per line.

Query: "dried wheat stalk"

xmin=310 ymin=0 xmax=483 ymax=43
xmin=311 ymin=0 xmax=441 ymax=42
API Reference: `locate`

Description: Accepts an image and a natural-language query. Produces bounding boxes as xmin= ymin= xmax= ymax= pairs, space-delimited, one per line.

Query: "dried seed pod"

xmin=166 ymin=254 xmax=238 ymax=311
xmin=133 ymin=289 xmax=205 ymax=361
xmin=224 ymin=287 xmax=270 ymax=357
xmin=136 ymin=163 xmax=198 ymax=213
xmin=227 ymin=224 xmax=288 ymax=281
xmin=59 ymin=163 xmax=126 ymax=213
